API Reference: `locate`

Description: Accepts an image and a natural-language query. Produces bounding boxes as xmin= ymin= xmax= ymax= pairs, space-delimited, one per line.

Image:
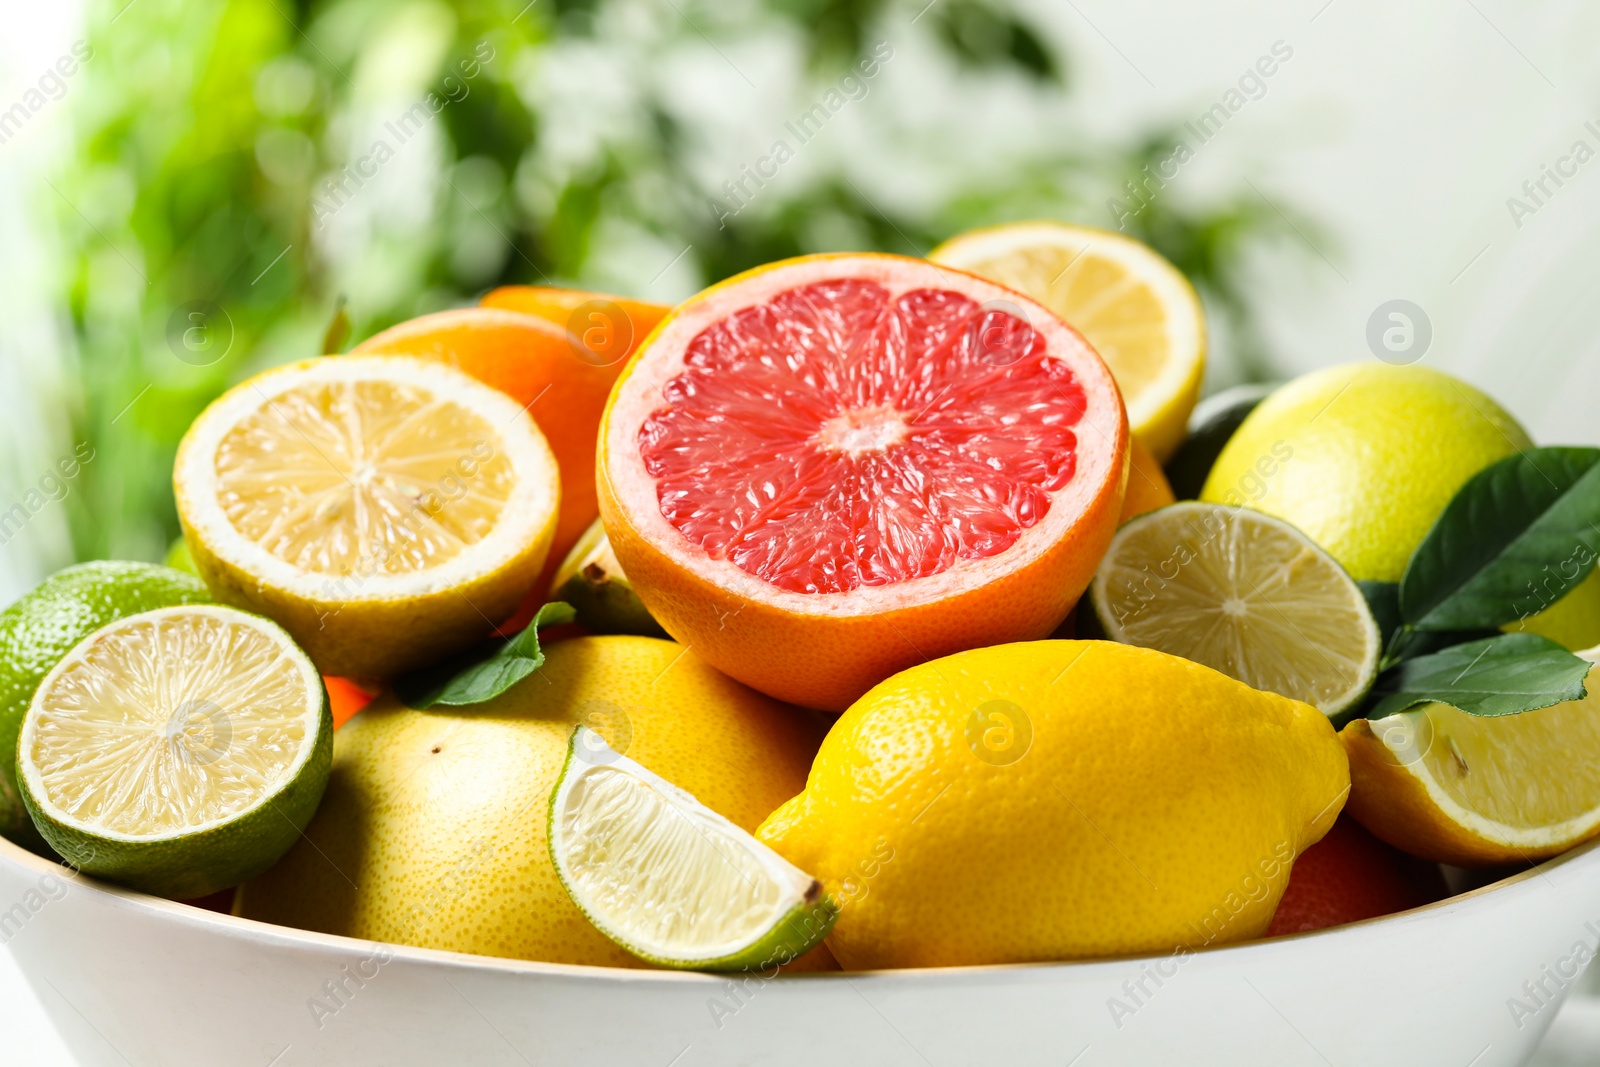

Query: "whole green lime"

xmin=0 ymin=561 xmax=211 ymax=852
xmin=1200 ymin=363 xmax=1530 ymax=582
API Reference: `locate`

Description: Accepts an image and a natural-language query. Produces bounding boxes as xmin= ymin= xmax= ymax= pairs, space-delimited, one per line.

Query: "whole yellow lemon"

xmin=757 ymin=641 xmax=1348 ymax=968
xmin=1200 ymin=363 xmax=1528 ymax=583
xmin=237 ymin=636 xmax=825 ymax=967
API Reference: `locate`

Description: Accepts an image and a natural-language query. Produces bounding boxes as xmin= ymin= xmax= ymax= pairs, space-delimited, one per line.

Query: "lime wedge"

xmin=1090 ymin=502 xmax=1381 ymax=717
xmin=548 ymin=726 xmax=835 ymax=971
xmin=18 ymin=605 xmax=331 ymax=898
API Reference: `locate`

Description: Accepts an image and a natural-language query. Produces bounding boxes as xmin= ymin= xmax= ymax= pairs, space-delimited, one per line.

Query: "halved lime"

xmin=1090 ymin=502 xmax=1381 ymax=717
xmin=17 ymin=605 xmax=331 ymax=898
xmin=0 ymin=561 xmax=211 ymax=851
xmin=548 ymin=726 xmax=835 ymax=971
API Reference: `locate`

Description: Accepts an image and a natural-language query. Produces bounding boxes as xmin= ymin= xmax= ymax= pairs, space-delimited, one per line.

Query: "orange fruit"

xmin=323 ymin=676 xmax=376 ymax=730
xmin=1118 ymin=435 xmax=1175 ymax=523
xmin=481 ymin=285 xmax=670 ymax=356
xmin=351 ymin=307 xmax=624 ymax=598
xmin=598 ymin=253 xmax=1129 ymax=711
xmin=1264 ymin=815 xmax=1445 ymax=937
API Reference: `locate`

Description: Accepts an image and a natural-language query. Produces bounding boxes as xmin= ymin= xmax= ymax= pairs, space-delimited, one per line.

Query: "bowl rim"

xmin=4 ymin=830 xmax=1595 ymax=984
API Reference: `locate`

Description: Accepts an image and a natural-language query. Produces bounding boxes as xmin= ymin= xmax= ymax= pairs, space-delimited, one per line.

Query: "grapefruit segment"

xmin=600 ymin=254 xmax=1128 ymax=710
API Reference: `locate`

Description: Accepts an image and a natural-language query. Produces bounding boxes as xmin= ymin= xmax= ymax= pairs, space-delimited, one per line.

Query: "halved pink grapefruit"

xmin=598 ymin=253 xmax=1129 ymax=710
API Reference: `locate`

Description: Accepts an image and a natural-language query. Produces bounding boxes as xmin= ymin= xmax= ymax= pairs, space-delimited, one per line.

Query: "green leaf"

xmin=1363 ymin=632 xmax=1590 ymax=719
xmin=393 ymin=602 xmax=577 ymax=709
xmin=1399 ymin=447 xmax=1600 ymax=633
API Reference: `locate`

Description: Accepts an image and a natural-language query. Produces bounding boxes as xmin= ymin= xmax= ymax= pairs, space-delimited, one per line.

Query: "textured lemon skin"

xmin=757 ymin=641 xmax=1348 ymax=969
xmin=238 ymin=636 xmax=824 ymax=967
xmin=1200 ymin=364 xmax=1530 ymax=582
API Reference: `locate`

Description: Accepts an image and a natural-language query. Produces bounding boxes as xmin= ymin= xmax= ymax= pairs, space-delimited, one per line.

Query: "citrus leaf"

xmin=1363 ymin=633 xmax=1590 ymax=719
xmin=393 ymin=601 xmax=576 ymax=709
xmin=1399 ymin=447 xmax=1600 ymax=632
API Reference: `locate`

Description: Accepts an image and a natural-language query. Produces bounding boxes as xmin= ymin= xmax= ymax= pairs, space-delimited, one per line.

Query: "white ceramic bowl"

xmin=2 ymin=833 xmax=1596 ymax=1067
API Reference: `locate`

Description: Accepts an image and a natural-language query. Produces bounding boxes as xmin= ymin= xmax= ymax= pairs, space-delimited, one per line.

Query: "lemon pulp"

xmin=215 ymin=377 xmax=518 ymax=576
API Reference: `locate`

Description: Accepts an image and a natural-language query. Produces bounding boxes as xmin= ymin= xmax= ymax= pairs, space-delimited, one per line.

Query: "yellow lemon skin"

xmin=1506 ymin=568 xmax=1600 ymax=652
xmin=237 ymin=636 xmax=825 ymax=967
xmin=1199 ymin=363 xmax=1530 ymax=582
xmin=756 ymin=641 xmax=1348 ymax=969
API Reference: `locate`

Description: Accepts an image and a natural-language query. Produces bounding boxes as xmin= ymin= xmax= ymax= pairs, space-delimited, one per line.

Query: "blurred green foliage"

xmin=54 ymin=0 xmax=1292 ymax=564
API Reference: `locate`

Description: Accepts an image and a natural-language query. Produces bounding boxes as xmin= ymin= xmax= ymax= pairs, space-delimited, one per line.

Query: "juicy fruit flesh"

xmin=558 ymin=765 xmax=785 ymax=957
xmin=1386 ymin=670 xmax=1600 ymax=828
xmin=1099 ymin=507 xmax=1377 ymax=713
xmin=28 ymin=611 xmax=312 ymax=836
xmin=638 ymin=279 xmax=1089 ymax=595
xmin=215 ymin=379 xmax=516 ymax=575
xmin=959 ymin=246 xmax=1171 ymax=394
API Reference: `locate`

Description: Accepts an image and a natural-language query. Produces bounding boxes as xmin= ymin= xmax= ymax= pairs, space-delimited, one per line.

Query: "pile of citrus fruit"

xmin=4 ymin=224 xmax=1600 ymax=976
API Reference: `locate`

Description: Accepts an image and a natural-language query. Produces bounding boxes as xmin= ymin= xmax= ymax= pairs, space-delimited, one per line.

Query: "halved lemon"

xmin=548 ymin=726 xmax=836 ymax=971
xmin=1090 ymin=502 xmax=1381 ymax=717
xmin=17 ymin=605 xmax=331 ymax=898
xmin=174 ymin=356 xmax=560 ymax=678
xmin=930 ymin=221 xmax=1205 ymax=461
xmin=1343 ymin=647 xmax=1600 ymax=866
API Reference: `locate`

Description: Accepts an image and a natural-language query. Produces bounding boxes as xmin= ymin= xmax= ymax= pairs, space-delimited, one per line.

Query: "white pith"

xmin=18 ymin=605 xmax=324 ymax=842
xmin=174 ymin=356 xmax=558 ymax=603
xmin=602 ymin=255 xmax=1126 ymax=617
xmin=549 ymin=727 xmax=817 ymax=963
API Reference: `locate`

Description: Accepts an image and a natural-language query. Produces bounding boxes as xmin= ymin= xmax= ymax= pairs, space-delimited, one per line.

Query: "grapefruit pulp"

xmin=599 ymin=254 xmax=1129 ymax=710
